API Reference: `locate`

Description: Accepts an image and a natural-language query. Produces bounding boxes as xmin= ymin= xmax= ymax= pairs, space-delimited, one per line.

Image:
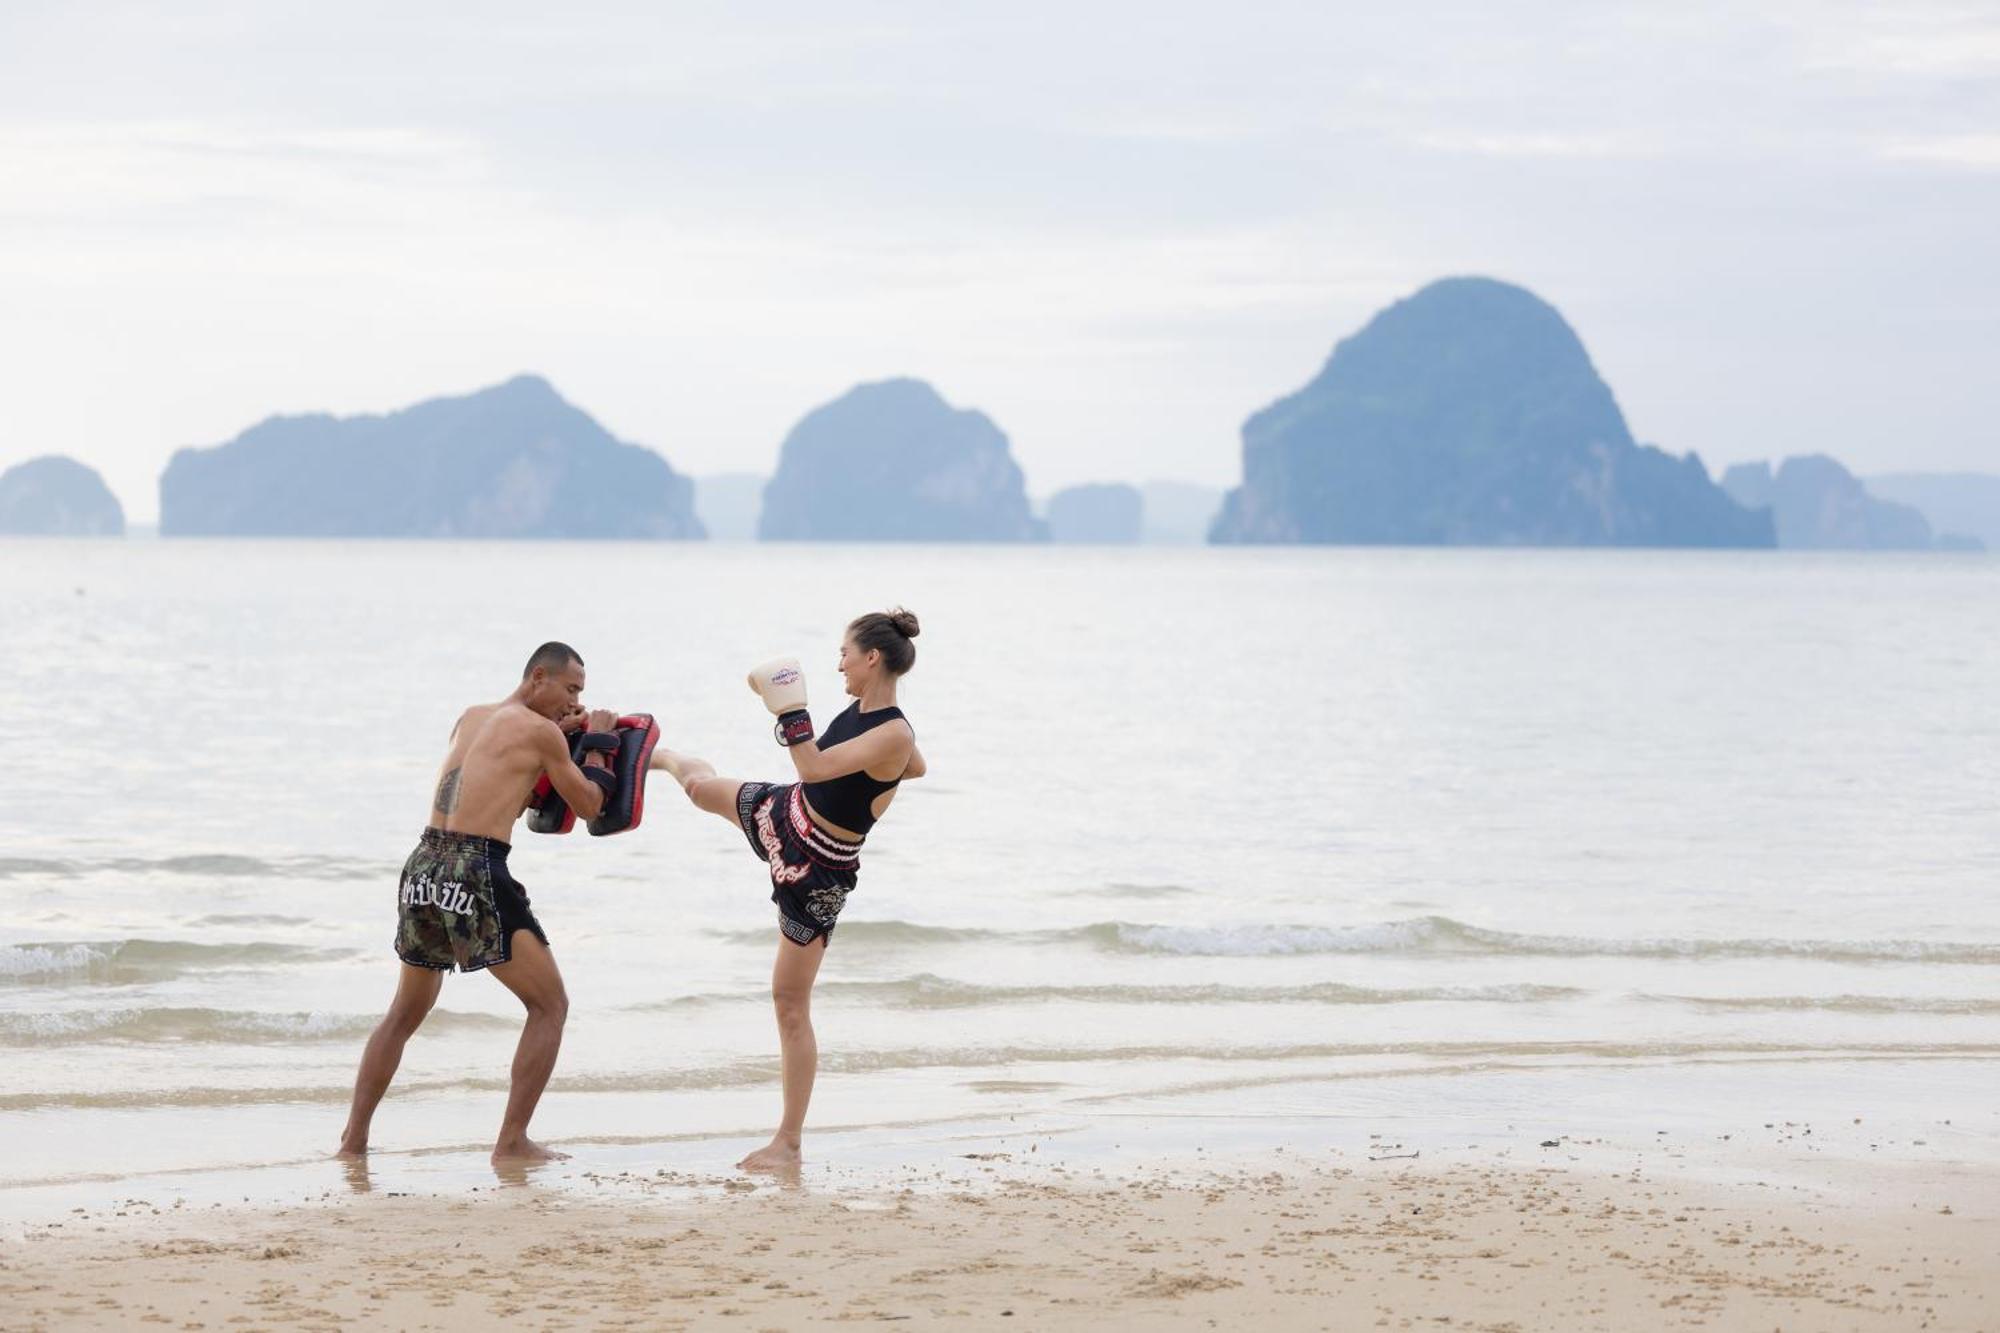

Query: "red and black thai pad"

xmin=525 ymin=773 xmax=577 ymax=834
xmin=526 ymin=733 xmax=588 ymax=834
xmin=587 ymin=713 xmax=660 ymax=836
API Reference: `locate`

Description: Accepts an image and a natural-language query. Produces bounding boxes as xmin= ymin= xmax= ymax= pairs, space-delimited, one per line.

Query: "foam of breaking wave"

xmin=1095 ymin=920 xmax=1443 ymax=957
xmin=1095 ymin=917 xmax=2000 ymax=964
xmin=0 ymin=939 xmax=359 ymax=984
xmin=723 ymin=915 xmax=2000 ymax=964
xmin=0 ymin=943 xmax=107 ymax=979
xmin=796 ymin=975 xmax=1581 ymax=1009
xmin=1649 ymin=992 xmax=2000 ymax=1015
xmin=0 ymin=1006 xmax=517 ymax=1046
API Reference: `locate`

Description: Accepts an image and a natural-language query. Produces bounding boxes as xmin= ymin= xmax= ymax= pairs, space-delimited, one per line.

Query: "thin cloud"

xmin=1410 ymin=130 xmax=1658 ymax=160
xmin=0 ymin=122 xmax=489 ymax=228
xmin=1878 ymin=134 xmax=2000 ymax=170
xmin=1810 ymin=23 xmax=2000 ymax=76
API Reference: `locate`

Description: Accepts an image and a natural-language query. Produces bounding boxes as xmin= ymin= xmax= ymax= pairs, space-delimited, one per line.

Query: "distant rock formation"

xmin=1720 ymin=457 xmax=1933 ymax=549
xmin=0 ymin=456 xmax=125 ymax=536
xmin=758 ymin=380 xmax=1044 ymax=542
xmin=1046 ymin=483 xmax=1142 ymax=544
xmin=1140 ymin=481 xmax=1223 ymax=545
xmin=1865 ymin=472 xmax=2000 ymax=551
xmin=160 ymin=375 xmax=703 ymax=539
xmin=695 ymin=473 xmax=766 ymax=541
xmin=1209 ymin=277 xmax=1772 ymax=547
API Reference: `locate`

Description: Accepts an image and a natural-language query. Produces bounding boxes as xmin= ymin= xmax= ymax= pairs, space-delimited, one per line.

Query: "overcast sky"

xmin=3 ymin=1 xmax=1997 ymax=520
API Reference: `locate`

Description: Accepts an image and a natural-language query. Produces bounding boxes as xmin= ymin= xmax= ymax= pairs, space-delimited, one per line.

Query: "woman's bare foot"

xmin=491 ymin=1136 xmax=569 ymax=1164
xmin=649 ymin=746 xmax=714 ymax=788
xmin=737 ymin=1138 xmax=802 ymax=1173
xmin=339 ymin=1155 xmax=374 ymax=1194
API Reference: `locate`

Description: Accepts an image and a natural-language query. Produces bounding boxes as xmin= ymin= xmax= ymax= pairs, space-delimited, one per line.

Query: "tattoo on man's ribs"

xmin=433 ymin=767 xmax=463 ymax=814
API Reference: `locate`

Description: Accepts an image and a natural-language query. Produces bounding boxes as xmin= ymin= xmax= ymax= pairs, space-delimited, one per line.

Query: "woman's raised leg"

xmin=651 ymin=747 xmax=747 ymax=826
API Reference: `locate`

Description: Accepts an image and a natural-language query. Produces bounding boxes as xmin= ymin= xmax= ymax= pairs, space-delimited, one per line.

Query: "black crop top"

xmin=802 ymin=702 xmax=909 ymax=835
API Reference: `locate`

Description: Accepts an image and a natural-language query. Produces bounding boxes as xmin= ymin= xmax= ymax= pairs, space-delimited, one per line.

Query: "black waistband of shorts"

xmin=419 ymin=827 xmax=511 ymax=858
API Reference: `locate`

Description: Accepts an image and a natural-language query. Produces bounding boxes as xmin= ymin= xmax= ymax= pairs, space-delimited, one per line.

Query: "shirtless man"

xmin=337 ymin=641 xmax=619 ymax=1164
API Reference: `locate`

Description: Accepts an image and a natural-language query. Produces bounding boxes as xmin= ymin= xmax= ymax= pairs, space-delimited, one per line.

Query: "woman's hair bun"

xmin=848 ymin=607 xmax=920 ymax=674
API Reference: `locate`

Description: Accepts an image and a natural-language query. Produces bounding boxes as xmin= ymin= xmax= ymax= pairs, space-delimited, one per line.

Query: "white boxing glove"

xmin=747 ymin=656 xmax=813 ymax=746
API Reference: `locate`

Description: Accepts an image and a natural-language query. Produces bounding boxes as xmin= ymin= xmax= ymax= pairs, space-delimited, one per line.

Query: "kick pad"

xmin=588 ymin=713 xmax=659 ymax=836
xmin=526 ymin=713 xmax=659 ymax=836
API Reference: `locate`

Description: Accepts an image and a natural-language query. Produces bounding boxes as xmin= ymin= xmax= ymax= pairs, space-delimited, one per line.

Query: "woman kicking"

xmin=651 ymin=608 xmax=926 ymax=1171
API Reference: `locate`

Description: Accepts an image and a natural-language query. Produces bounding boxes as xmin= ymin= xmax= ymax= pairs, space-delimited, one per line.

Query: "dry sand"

xmin=2 ymin=1147 xmax=1992 ymax=1331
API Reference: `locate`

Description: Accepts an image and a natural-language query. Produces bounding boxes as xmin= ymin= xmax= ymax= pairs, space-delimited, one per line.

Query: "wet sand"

xmin=3 ymin=1142 xmax=1992 ymax=1331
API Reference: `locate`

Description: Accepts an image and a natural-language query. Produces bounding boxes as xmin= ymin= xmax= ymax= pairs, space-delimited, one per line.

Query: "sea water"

xmin=2 ymin=539 xmax=1996 ymax=1197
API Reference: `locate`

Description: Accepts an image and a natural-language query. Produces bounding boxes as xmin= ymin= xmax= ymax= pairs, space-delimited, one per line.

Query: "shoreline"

xmin=4 ymin=1126 xmax=1992 ymax=1331
xmin=8 ymin=1047 xmax=1995 ymax=1216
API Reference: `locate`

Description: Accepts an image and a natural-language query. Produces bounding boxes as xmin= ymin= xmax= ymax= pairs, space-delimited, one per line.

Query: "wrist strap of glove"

xmin=578 ymin=730 xmax=620 ymax=755
xmin=774 ymin=709 xmax=814 ymax=747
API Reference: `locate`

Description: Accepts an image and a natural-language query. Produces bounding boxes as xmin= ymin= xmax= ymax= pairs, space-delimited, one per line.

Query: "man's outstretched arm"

xmin=540 ymin=708 xmax=619 ymax=822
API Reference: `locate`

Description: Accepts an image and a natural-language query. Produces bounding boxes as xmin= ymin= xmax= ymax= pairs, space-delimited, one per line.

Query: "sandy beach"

xmin=4 ymin=1133 xmax=1992 ymax=1332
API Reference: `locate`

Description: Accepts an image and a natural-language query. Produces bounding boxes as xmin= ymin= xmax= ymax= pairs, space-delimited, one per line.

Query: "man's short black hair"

xmin=523 ymin=641 xmax=583 ymax=679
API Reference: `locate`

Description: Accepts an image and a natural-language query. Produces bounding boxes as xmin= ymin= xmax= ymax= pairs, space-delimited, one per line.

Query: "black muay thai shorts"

xmin=734 ymin=782 xmax=861 ymax=946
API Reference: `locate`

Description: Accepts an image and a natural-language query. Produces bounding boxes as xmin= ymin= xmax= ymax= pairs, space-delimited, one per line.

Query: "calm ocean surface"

xmin=3 ymin=539 xmax=1997 ymax=1194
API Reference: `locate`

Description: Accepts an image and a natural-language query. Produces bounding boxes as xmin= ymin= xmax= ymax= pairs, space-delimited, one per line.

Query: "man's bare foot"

xmin=737 ymin=1139 xmax=801 ymax=1173
xmin=334 ymin=1142 xmax=367 ymax=1160
xmin=491 ymin=1137 xmax=569 ymax=1164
